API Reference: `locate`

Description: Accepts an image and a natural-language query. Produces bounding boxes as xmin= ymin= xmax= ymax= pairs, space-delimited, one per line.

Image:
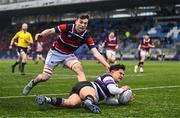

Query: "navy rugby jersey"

xmin=53 ymin=24 xmax=95 ymax=54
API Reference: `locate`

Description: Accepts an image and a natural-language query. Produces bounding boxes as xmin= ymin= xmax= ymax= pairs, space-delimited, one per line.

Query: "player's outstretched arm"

xmin=35 ymin=28 xmax=55 ymax=40
xmin=121 ymin=85 xmax=131 ymax=91
xmin=115 ymin=44 xmax=119 ymax=51
xmin=91 ymin=47 xmax=110 ymax=70
xmin=107 ymin=84 xmax=127 ymax=95
xmin=149 ymin=44 xmax=155 ymax=48
xmin=9 ymin=38 xmax=15 ymax=49
xmin=101 ymin=41 xmax=105 ymax=48
xmin=138 ymin=44 xmax=141 ymax=50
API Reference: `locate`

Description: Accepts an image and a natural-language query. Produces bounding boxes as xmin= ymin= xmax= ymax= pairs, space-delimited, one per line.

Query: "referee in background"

xmin=9 ymin=23 xmax=33 ymax=75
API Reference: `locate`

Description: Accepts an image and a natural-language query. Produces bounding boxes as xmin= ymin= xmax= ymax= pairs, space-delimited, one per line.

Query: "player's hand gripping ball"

xmin=119 ymin=90 xmax=135 ymax=104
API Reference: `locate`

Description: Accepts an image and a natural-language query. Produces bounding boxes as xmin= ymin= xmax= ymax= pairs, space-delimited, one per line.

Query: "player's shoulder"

xmin=66 ymin=23 xmax=73 ymax=27
xmin=82 ymin=30 xmax=90 ymax=38
xmin=101 ymin=73 xmax=114 ymax=80
xmin=58 ymin=23 xmax=68 ymax=27
xmin=58 ymin=23 xmax=72 ymax=32
xmin=26 ymin=31 xmax=32 ymax=35
xmin=16 ymin=31 xmax=22 ymax=35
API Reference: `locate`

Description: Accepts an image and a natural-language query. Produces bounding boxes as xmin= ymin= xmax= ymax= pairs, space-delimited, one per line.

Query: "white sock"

xmin=45 ymin=96 xmax=51 ymax=103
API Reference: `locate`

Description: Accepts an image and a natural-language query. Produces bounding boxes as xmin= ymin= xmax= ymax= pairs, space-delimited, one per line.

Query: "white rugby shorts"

xmin=140 ymin=50 xmax=149 ymax=58
xmin=106 ymin=50 xmax=116 ymax=58
xmin=45 ymin=49 xmax=79 ymax=68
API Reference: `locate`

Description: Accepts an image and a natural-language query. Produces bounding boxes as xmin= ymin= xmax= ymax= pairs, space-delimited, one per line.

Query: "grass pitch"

xmin=0 ymin=59 xmax=180 ymax=118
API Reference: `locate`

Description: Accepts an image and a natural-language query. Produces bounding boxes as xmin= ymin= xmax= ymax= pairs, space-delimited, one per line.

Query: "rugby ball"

xmin=119 ymin=90 xmax=132 ymax=104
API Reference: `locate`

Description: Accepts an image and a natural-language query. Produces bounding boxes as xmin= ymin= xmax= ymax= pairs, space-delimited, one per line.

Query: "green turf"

xmin=0 ymin=59 xmax=180 ymax=117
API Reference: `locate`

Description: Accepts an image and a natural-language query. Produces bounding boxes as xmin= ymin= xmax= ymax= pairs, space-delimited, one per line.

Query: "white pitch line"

xmin=132 ymin=85 xmax=180 ymax=90
xmin=0 ymin=73 xmax=144 ymax=78
xmin=0 ymin=93 xmax=68 ymax=99
xmin=0 ymin=85 xmax=180 ymax=99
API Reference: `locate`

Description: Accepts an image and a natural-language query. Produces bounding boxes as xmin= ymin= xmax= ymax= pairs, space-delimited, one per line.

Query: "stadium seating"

xmin=0 ymin=17 xmax=179 ymax=60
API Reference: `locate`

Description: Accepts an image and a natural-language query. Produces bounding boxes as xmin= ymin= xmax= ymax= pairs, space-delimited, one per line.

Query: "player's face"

xmin=22 ymin=23 xmax=28 ymax=31
xmin=75 ymin=18 xmax=88 ymax=33
xmin=112 ymin=69 xmax=125 ymax=82
xmin=143 ymin=35 xmax=149 ymax=40
xmin=109 ymin=32 xmax=115 ymax=38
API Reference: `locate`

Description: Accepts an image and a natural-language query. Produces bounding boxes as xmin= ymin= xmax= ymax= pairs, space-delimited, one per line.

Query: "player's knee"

xmin=72 ymin=63 xmax=84 ymax=74
xmin=140 ymin=56 xmax=145 ymax=61
xmin=42 ymin=65 xmax=53 ymax=80
xmin=111 ymin=58 xmax=116 ymax=63
xmin=67 ymin=99 xmax=79 ymax=107
xmin=21 ymin=55 xmax=27 ymax=62
xmin=109 ymin=57 xmax=115 ymax=63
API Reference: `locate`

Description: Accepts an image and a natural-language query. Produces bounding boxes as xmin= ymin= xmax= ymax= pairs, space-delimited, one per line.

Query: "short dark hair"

xmin=144 ymin=33 xmax=149 ymax=36
xmin=76 ymin=13 xmax=90 ymax=20
xmin=109 ymin=64 xmax=126 ymax=72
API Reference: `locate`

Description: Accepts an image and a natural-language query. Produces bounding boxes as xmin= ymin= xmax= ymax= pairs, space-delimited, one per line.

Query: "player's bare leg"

xmin=35 ymin=55 xmax=40 ymax=64
xmin=36 ymin=93 xmax=82 ymax=107
xmin=66 ymin=60 xmax=86 ymax=82
xmin=40 ymin=55 xmax=45 ymax=62
xmin=23 ymin=65 xmax=53 ymax=96
xmin=20 ymin=52 xmax=27 ymax=75
xmin=80 ymin=86 xmax=101 ymax=113
xmin=139 ymin=56 xmax=145 ymax=73
xmin=35 ymin=86 xmax=101 ymax=113
xmin=11 ymin=60 xmax=20 ymax=73
xmin=11 ymin=56 xmax=21 ymax=73
xmin=134 ymin=55 xmax=145 ymax=73
xmin=109 ymin=57 xmax=116 ymax=65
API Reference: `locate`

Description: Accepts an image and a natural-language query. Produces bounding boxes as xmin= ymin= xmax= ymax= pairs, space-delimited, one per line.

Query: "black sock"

xmin=84 ymin=95 xmax=95 ymax=103
xmin=21 ymin=62 xmax=26 ymax=73
xmin=138 ymin=62 xmax=144 ymax=67
xmin=48 ymin=97 xmax=64 ymax=107
xmin=32 ymin=80 xmax=37 ymax=87
xmin=18 ymin=63 xmax=21 ymax=71
xmin=12 ymin=61 xmax=19 ymax=67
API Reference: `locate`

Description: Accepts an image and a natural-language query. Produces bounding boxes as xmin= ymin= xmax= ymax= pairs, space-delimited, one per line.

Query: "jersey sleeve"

xmin=107 ymin=84 xmax=124 ymax=95
xmin=54 ymin=24 xmax=67 ymax=34
xmin=150 ymin=40 xmax=154 ymax=46
xmin=28 ymin=33 xmax=33 ymax=43
xmin=12 ymin=32 xmax=19 ymax=41
xmin=102 ymin=76 xmax=124 ymax=95
xmin=102 ymin=76 xmax=116 ymax=86
xmin=86 ymin=37 xmax=95 ymax=49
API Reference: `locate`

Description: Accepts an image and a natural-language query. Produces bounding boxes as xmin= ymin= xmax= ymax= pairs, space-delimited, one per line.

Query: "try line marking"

xmin=0 ymin=73 xmax=145 ymax=79
xmin=0 ymin=85 xmax=180 ymax=99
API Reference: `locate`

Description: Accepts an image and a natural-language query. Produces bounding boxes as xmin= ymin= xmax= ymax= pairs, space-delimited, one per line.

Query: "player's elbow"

xmin=47 ymin=28 xmax=55 ymax=35
xmin=41 ymin=28 xmax=55 ymax=36
xmin=108 ymin=89 xmax=117 ymax=95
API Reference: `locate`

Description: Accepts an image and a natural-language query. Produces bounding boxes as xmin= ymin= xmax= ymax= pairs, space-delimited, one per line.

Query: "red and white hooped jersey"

xmin=53 ymin=24 xmax=95 ymax=54
xmin=105 ymin=37 xmax=118 ymax=51
xmin=140 ymin=38 xmax=154 ymax=52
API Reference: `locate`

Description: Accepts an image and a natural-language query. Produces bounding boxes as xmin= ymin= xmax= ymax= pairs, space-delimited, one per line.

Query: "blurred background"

xmin=0 ymin=0 xmax=180 ymax=60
